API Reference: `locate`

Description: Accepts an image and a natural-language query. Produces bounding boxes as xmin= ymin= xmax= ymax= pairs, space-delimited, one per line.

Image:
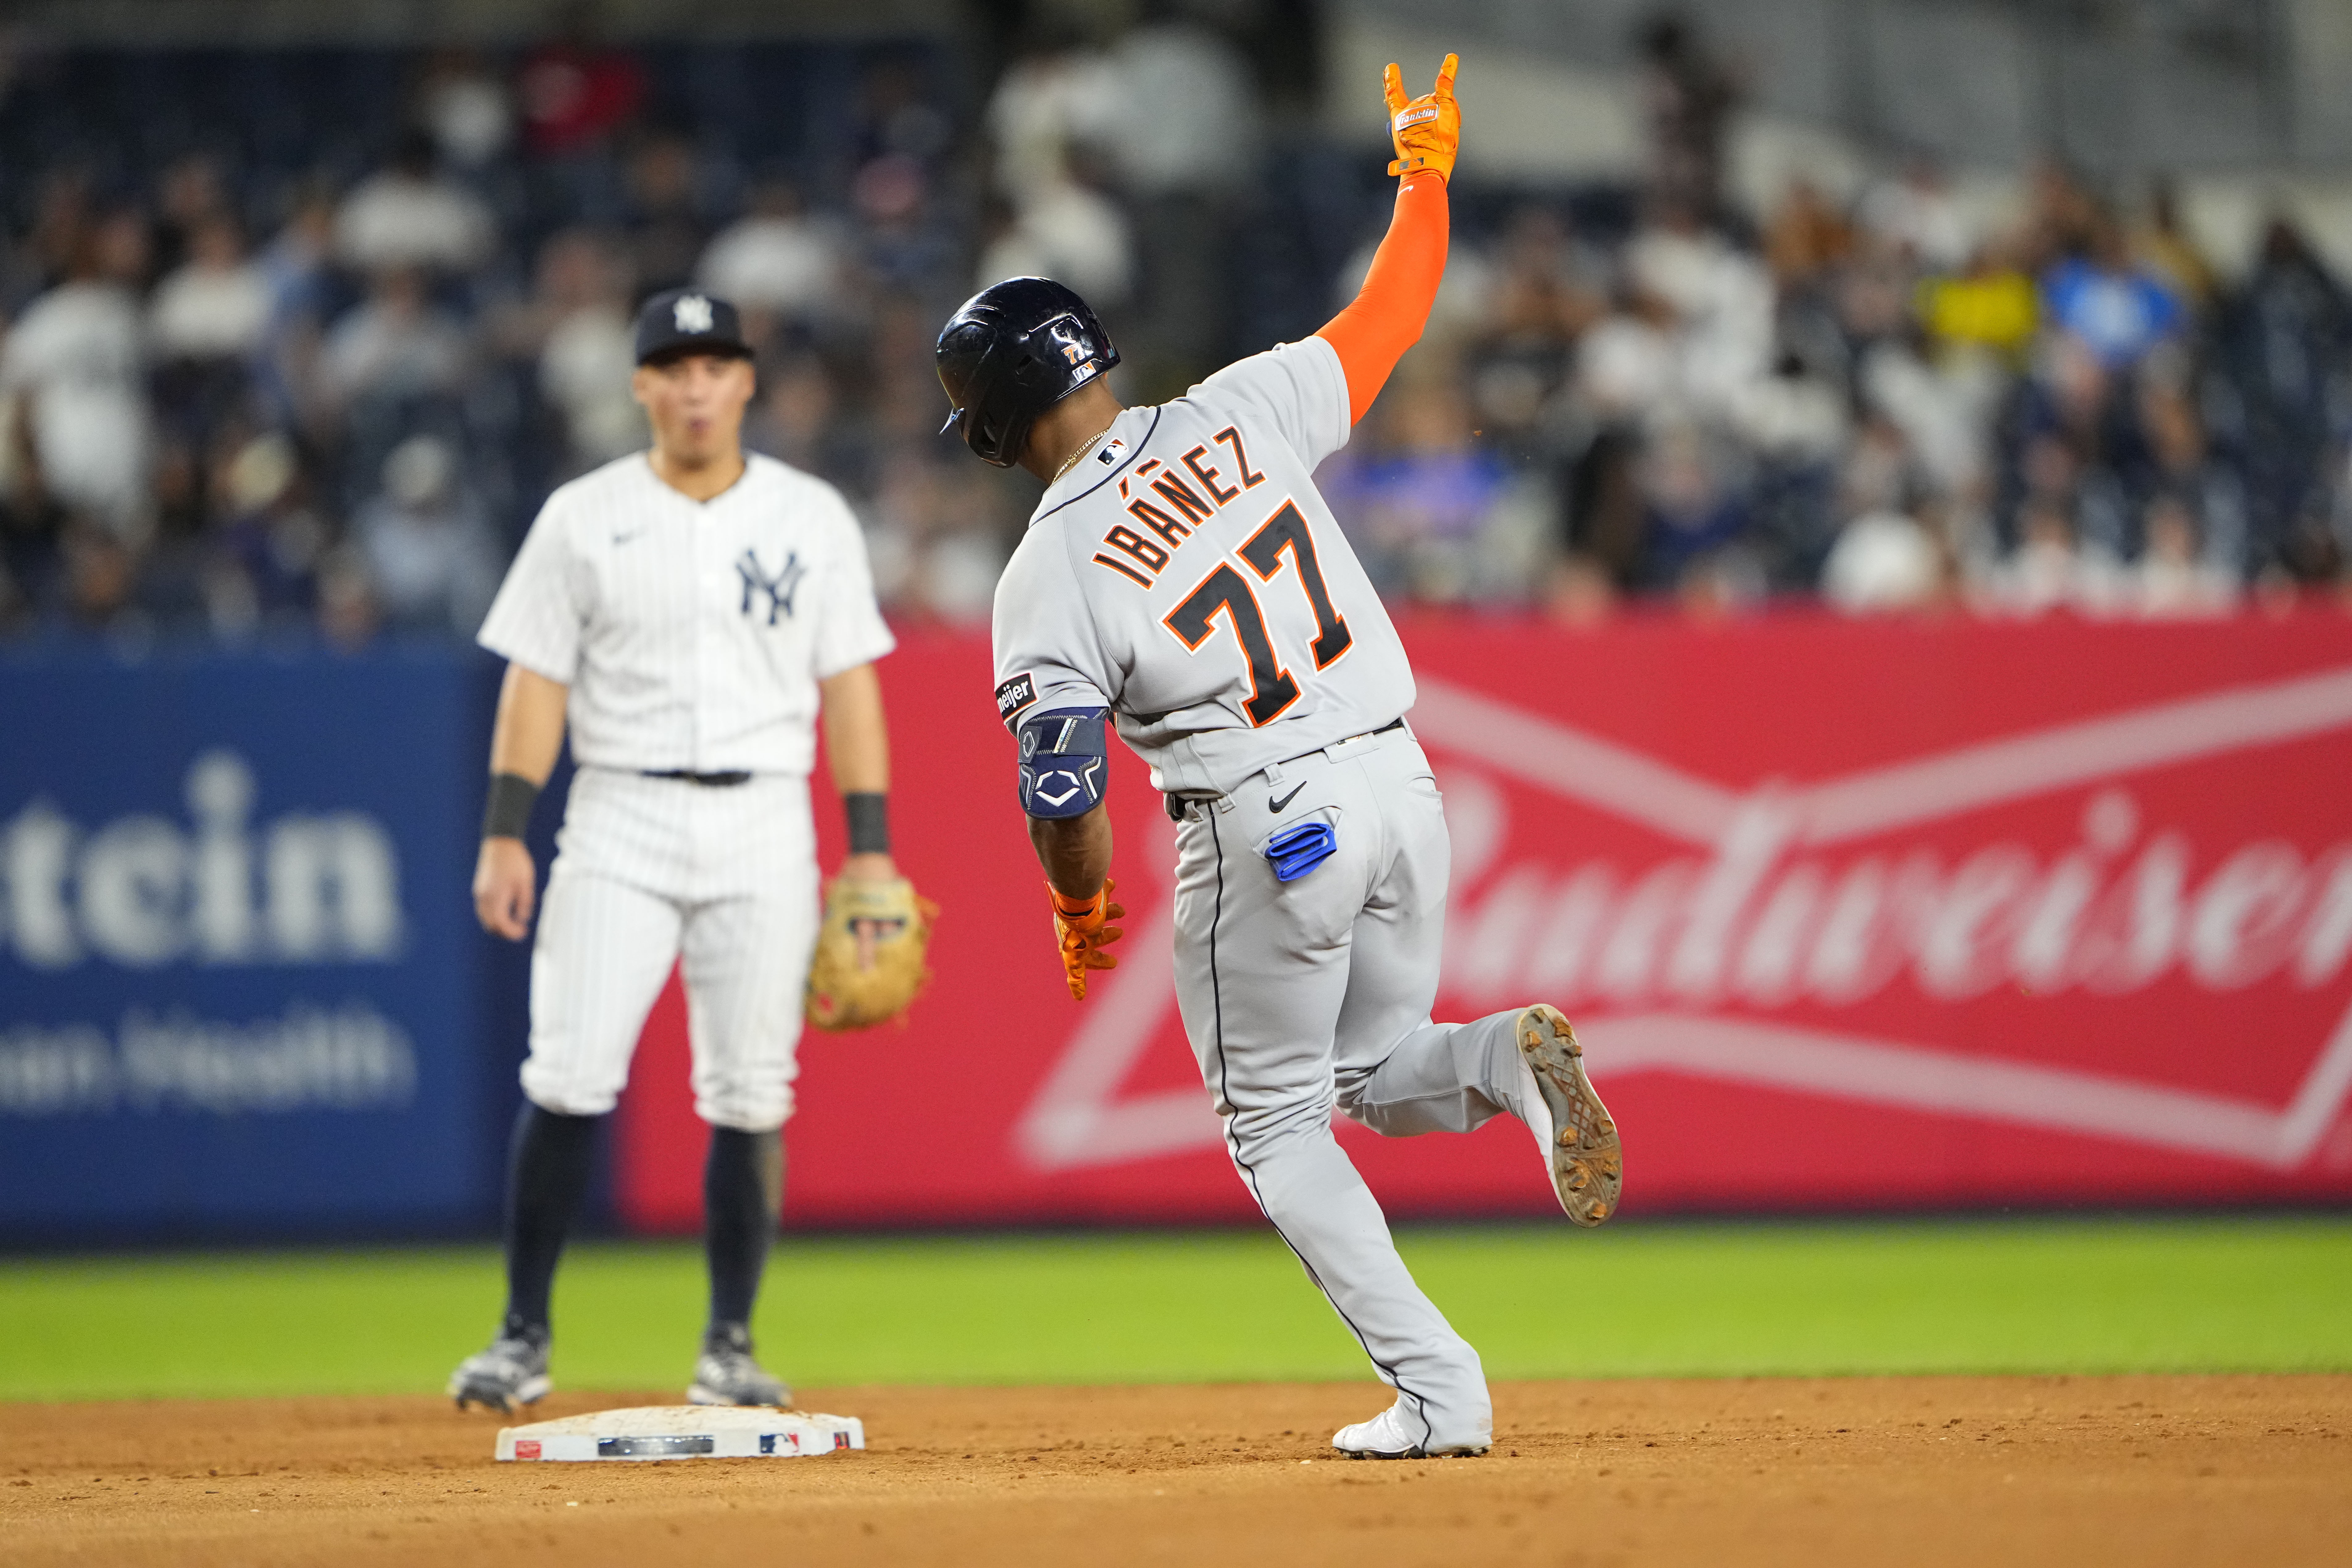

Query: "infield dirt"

xmin=3 ymin=1376 xmax=2346 ymax=1566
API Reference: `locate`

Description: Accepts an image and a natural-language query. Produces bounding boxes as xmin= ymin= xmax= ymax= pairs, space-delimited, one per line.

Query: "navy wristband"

xmin=845 ymin=792 xmax=890 ymax=855
xmin=482 ymin=772 xmax=541 ymax=840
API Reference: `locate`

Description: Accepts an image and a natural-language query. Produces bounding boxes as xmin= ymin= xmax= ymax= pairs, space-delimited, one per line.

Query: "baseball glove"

xmin=804 ymin=874 xmax=939 ymax=1031
xmin=1049 ymin=879 xmax=1125 ymax=1001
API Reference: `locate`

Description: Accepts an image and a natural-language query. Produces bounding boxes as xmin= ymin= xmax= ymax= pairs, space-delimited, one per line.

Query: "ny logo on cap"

xmin=674 ymin=294 xmax=715 ymax=334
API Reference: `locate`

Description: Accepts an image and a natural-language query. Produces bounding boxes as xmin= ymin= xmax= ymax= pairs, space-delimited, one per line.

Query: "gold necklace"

xmin=1051 ymin=423 xmax=1115 ymax=484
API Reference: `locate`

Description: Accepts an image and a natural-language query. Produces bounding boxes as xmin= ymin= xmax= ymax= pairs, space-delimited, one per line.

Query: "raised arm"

xmin=1315 ymin=53 xmax=1460 ymax=424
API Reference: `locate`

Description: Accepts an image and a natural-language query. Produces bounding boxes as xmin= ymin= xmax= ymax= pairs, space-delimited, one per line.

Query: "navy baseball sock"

xmin=704 ymin=1127 xmax=784 ymax=1336
xmin=501 ymin=1103 xmax=603 ymax=1338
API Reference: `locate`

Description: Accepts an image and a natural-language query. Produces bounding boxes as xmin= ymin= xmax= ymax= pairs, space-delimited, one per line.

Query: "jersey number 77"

xmin=1162 ymin=501 xmax=1354 ymax=726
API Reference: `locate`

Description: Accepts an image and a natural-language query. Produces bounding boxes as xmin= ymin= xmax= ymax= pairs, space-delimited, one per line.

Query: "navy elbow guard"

xmin=1018 ymin=707 xmax=1109 ymax=819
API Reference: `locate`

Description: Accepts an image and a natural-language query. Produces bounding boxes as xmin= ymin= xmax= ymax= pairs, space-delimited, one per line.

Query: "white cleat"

xmin=686 ymin=1322 xmax=793 ymax=1408
xmin=1517 ymin=1003 xmax=1622 ymax=1227
xmin=448 ymin=1326 xmax=552 ymax=1414
xmin=1331 ymin=1403 xmax=1490 ymax=1460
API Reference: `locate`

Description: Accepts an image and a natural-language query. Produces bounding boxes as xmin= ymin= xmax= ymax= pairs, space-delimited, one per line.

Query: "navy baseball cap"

xmin=633 ymin=287 xmax=755 ymax=365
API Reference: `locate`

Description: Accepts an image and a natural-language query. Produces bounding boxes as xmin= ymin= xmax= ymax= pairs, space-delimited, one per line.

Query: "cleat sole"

xmin=1518 ymin=1004 xmax=1622 ymax=1228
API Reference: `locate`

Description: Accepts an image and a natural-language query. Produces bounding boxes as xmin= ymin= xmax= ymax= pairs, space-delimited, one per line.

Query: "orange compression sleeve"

xmin=1315 ymin=170 xmax=1450 ymax=423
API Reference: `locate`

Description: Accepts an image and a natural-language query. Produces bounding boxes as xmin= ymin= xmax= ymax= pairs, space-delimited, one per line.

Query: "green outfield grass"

xmin=3 ymin=1216 xmax=2348 ymax=1403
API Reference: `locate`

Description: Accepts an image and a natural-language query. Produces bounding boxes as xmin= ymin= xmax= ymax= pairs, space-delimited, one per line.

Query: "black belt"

xmin=643 ymin=769 xmax=752 ymax=787
xmin=1162 ymin=718 xmax=1405 ymax=821
xmin=1284 ymin=715 xmax=1405 ymax=763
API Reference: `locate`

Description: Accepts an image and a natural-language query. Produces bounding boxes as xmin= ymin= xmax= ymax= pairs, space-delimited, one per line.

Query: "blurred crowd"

xmin=2 ymin=14 xmax=2348 ymax=650
xmin=1319 ymin=20 xmax=2352 ymax=619
xmin=0 ymin=31 xmax=1040 ymax=643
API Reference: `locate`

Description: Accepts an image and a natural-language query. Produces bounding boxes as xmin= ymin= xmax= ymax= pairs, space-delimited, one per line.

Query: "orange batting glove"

xmin=1384 ymin=52 xmax=1461 ymax=182
xmin=1048 ymin=878 xmax=1125 ymax=1001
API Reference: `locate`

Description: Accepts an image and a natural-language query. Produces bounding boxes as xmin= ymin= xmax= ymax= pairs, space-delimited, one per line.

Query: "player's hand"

xmin=1048 ymin=878 xmax=1125 ymax=1001
xmin=840 ymin=852 xmax=898 ymax=968
xmin=1383 ymin=52 xmax=1461 ymax=182
xmin=474 ymin=837 xmax=538 ymax=941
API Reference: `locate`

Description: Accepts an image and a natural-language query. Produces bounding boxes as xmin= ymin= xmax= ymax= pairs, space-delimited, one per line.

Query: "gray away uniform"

xmin=989 ymin=337 xmax=1554 ymax=1450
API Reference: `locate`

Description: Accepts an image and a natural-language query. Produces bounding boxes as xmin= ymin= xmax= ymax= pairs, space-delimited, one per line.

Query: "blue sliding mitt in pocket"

xmin=1264 ymin=819 xmax=1338 ymax=882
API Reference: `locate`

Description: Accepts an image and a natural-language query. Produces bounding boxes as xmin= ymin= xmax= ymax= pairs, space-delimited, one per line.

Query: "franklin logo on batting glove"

xmin=1384 ymin=52 xmax=1461 ymax=181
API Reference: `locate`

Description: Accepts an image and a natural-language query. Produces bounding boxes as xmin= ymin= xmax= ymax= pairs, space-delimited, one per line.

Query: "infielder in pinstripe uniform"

xmin=448 ymin=288 xmax=900 ymax=1412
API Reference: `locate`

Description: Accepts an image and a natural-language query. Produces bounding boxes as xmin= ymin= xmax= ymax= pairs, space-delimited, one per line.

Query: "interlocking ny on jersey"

xmin=991 ymin=339 xmax=1413 ymax=798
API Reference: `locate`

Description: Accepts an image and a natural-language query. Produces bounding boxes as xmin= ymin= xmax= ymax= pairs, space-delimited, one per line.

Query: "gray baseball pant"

xmin=1169 ymin=726 xmax=1545 ymax=1451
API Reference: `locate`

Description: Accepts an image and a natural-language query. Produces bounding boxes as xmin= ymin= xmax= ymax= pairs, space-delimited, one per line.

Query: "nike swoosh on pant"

xmin=1268 ymin=784 xmax=1305 ymax=813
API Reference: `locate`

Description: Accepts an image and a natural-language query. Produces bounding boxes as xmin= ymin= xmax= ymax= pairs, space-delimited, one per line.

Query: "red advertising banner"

xmin=615 ymin=612 xmax=2352 ymax=1230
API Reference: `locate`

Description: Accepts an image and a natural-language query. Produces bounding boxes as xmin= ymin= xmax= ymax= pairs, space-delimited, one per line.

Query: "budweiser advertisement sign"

xmin=614 ymin=615 xmax=2352 ymax=1229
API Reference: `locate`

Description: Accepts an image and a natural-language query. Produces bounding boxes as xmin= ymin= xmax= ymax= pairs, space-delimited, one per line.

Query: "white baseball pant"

xmin=521 ymin=766 xmax=819 ymax=1131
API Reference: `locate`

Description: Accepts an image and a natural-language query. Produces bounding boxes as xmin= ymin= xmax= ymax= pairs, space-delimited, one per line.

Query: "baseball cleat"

xmin=1332 ymin=1404 xmax=1489 ymax=1460
xmin=687 ymin=1322 xmax=793 ymax=1408
xmin=448 ymin=1321 xmax=552 ymax=1413
xmin=1517 ymin=1003 xmax=1622 ymax=1227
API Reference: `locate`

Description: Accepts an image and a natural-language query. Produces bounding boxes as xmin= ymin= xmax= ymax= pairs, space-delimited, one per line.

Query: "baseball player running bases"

xmin=942 ymin=54 xmax=1622 ymax=1459
xmin=448 ymin=288 xmax=930 ymax=1412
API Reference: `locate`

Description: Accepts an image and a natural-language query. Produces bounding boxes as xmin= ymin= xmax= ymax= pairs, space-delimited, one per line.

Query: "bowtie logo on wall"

xmin=736 ymin=548 xmax=805 ymax=625
xmin=1012 ymin=664 xmax=2352 ymax=1178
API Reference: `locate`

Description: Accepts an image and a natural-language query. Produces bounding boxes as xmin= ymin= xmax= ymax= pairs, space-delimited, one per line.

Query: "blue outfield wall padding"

xmin=0 ymin=642 xmax=529 ymax=1244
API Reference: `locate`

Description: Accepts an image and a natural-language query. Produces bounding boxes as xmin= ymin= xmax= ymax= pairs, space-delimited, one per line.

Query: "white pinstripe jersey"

xmin=478 ymin=452 xmax=894 ymax=776
xmin=989 ymin=338 xmax=1413 ymax=797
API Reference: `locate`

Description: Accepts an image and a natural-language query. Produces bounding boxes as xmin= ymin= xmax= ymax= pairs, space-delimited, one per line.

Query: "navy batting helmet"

xmin=935 ymin=278 xmax=1119 ymax=468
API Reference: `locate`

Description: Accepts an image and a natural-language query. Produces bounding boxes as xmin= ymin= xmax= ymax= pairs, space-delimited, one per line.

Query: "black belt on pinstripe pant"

xmin=642 ymin=769 xmax=753 ymax=787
